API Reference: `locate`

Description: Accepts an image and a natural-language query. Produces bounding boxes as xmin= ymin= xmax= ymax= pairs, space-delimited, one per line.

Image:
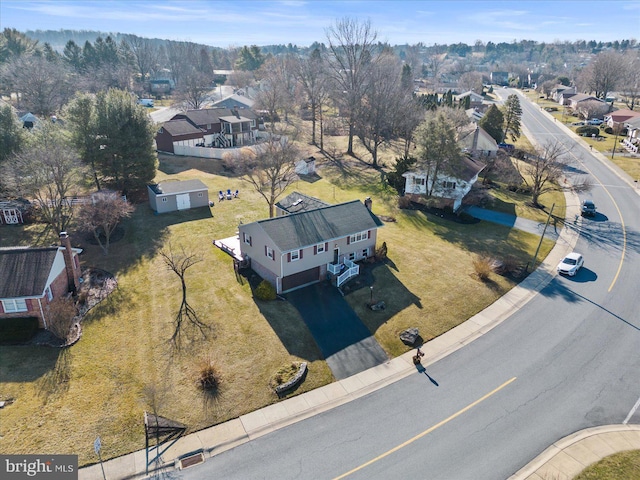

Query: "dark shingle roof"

xmin=257 ymin=200 xmax=383 ymax=252
xmin=275 ymin=191 xmax=329 ymax=214
xmin=0 ymin=247 xmax=58 ymax=298
xmin=161 ymin=119 xmax=204 ymax=136
xmin=149 ymin=179 xmax=208 ymax=195
xmin=175 ymin=108 xmax=258 ymax=127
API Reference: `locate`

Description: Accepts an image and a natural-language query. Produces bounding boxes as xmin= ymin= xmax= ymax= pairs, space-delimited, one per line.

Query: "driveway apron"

xmin=286 ymin=282 xmax=388 ymax=380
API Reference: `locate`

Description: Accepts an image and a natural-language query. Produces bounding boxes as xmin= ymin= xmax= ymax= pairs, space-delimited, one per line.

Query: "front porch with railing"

xmin=327 ymin=259 xmax=359 ymax=288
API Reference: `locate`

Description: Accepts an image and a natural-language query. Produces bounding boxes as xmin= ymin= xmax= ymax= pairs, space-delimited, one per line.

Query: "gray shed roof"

xmin=275 ymin=191 xmax=329 ymax=214
xmin=149 ymin=179 xmax=208 ymax=195
xmin=256 ymin=200 xmax=383 ymax=252
xmin=0 ymin=247 xmax=58 ymax=298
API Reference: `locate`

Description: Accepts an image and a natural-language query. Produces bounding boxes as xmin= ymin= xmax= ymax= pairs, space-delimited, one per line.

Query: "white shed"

xmin=295 ymin=156 xmax=316 ymax=175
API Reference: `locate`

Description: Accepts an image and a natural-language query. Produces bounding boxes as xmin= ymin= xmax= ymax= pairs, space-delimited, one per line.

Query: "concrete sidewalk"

xmin=510 ymin=425 xmax=640 ymax=480
xmin=464 ymin=205 xmax=559 ymax=239
xmin=79 ymin=192 xmax=633 ymax=480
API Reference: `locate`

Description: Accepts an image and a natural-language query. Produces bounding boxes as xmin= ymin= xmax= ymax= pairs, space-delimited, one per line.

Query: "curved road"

xmin=177 ymin=90 xmax=640 ymax=480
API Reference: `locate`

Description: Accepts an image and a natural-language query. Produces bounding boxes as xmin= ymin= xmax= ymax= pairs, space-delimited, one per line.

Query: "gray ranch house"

xmin=238 ymin=200 xmax=383 ymax=293
xmin=148 ymin=179 xmax=209 ymax=213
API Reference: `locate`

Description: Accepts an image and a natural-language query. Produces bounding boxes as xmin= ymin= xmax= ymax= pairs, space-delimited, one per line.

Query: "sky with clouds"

xmin=1 ymin=0 xmax=639 ymax=47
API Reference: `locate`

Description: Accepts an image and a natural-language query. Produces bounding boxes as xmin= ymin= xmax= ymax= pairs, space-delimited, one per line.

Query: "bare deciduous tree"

xmin=227 ymin=135 xmax=300 ymax=218
xmin=578 ymin=50 xmax=625 ymax=101
xmin=160 ymin=246 xmax=209 ymax=350
xmin=457 ymin=71 xmax=484 ymax=94
xmin=76 ymin=190 xmax=134 ymax=255
xmin=325 ymin=18 xmax=379 ymax=156
xmin=620 ymin=50 xmax=640 ymax=111
xmin=356 ymin=52 xmax=407 ymax=166
xmin=45 ymin=297 xmax=78 ymax=342
xmin=3 ymin=122 xmax=83 ymax=233
xmin=294 ymin=47 xmax=329 ymax=148
xmin=172 ymin=71 xmax=211 ymax=110
xmin=576 ymin=99 xmax=609 ymax=121
xmin=1 ymin=55 xmax=74 ymax=115
xmin=125 ymin=36 xmax=159 ymax=86
xmin=514 ymin=140 xmax=590 ymax=207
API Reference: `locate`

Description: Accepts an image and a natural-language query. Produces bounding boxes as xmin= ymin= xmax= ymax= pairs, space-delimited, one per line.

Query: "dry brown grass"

xmin=0 ymin=123 xmax=559 ymax=465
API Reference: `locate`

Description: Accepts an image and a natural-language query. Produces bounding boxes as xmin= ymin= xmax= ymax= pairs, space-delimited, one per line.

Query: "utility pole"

xmin=530 ymin=203 xmax=555 ymax=272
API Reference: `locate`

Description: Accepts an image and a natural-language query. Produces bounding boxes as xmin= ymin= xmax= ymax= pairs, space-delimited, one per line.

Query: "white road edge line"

xmin=623 ymin=395 xmax=640 ymax=424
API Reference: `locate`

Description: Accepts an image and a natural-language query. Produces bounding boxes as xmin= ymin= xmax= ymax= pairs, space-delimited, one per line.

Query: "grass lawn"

xmin=0 ymin=129 xmax=558 ymax=466
xmin=574 ymin=450 xmax=640 ymax=479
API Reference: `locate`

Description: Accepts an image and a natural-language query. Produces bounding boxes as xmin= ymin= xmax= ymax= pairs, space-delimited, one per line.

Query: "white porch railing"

xmin=336 ymin=259 xmax=359 ymax=287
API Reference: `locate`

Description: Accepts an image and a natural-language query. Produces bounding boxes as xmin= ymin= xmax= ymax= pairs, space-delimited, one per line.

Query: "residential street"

xmin=172 ymin=91 xmax=640 ymax=479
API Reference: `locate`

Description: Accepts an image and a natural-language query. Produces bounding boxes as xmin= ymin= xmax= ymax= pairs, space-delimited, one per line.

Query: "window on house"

xmin=349 ymin=231 xmax=368 ymax=244
xmin=348 ymin=252 xmax=356 ymax=261
xmin=46 ymin=287 xmax=53 ymax=301
xmin=198 ymin=192 xmax=203 ymax=197
xmin=316 ymin=243 xmax=326 ymax=254
xmin=443 ymin=181 xmax=457 ymax=189
xmin=362 ymin=248 xmax=369 ymax=258
xmin=162 ymin=197 xmax=168 ymax=202
xmin=2 ymin=298 xmax=28 ymax=313
xmin=243 ymin=232 xmax=251 ymax=245
xmin=290 ymin=250 xmax=300 ymax=261
xmin=418 ymin=177 xmax=426 ymax=186
xmin=266 ymin=246 xmax=274 ymax=259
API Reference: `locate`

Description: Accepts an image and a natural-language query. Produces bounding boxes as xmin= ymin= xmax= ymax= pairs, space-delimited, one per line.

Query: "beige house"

xmin=238 ymin=200 xmax=383 ymax=293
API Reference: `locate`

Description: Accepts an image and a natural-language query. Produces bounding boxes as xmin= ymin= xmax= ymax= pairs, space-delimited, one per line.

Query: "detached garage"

xmin=148 ymin=179 xmax=209 ymax=214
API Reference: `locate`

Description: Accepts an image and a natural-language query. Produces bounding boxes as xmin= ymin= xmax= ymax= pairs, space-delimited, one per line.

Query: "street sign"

xmin=94 ymin=436 xmax=102 ymax=455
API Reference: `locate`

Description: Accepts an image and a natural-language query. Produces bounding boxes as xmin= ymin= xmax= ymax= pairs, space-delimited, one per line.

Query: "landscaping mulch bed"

xmin=402 ymin=201 xmax=480 ymax=224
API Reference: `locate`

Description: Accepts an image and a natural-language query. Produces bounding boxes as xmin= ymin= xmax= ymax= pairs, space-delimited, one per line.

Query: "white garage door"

xmin=176 ymin=193 xmax=190 ymax=210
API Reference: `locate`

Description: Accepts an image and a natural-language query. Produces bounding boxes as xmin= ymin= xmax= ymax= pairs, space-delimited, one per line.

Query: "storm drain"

xmin=177 ymin=451 xmax=205 ymax=470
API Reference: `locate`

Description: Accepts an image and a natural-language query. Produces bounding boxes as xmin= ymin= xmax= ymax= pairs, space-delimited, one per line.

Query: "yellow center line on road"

xmin=333 ymin=377 xmax=517 ymax=480
xmin=564 ymin=150 xmax=627 ymax=292
xmin=522 ymin=98 xmax=627 ymax=293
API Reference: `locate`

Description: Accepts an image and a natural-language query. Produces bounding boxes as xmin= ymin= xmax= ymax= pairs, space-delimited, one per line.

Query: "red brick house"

xmin=0 ymin=232 xmax=81 ymax=329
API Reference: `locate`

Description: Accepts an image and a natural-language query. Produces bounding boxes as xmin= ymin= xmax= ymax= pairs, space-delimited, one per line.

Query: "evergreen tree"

xmin=502 ymin=94 xmax=523 ymax=142
xmin=66 ymin=89 xmax=157 ymax=193
xmin=479 ymin=104 xmax=505 ymax=143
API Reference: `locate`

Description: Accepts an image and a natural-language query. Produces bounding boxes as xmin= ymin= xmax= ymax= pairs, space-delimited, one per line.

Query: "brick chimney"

xmin=60 ymin=232 xmax=80 ymax=293
xmin=364 ymin=197 xmax=373 ymax=211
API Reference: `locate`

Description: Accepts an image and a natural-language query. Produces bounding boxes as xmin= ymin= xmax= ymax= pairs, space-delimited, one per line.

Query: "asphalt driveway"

xmin=286 ymin=282 xmax=388 ymax=380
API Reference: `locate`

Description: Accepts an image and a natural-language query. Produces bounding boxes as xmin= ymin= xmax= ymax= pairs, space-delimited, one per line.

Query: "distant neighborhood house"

xmin=155 ymin=107 xmax=260 ymax=158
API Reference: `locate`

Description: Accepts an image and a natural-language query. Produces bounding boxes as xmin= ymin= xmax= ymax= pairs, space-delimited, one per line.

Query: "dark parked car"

xmin=581 ymin=200 xmax=597 ymax=217
xmin=498 ymin=142 xmax=515 ymax=152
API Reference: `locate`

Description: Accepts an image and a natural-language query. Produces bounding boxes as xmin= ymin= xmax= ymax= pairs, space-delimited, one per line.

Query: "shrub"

xmin=197 ymin=356 xmax=221 ymax=391
xmin=46 ymin=297 xmax=78 ymax=342
xmin=397 ymin=196 xmax=412 ymax=209
xmin=254 ymin=279 xmax=276 ymax=301
xmin=458 ymin=211 xmax=475 ymax=223
xmin=375 ymin=241 xmax=388 ymax=261
xmin=269 ymin=362 xmax=299 ymax=389
xmin=473 ymin=255 xmax=492 ymax=281
xmin=576 ymin=126 xmax=599 ymax=137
